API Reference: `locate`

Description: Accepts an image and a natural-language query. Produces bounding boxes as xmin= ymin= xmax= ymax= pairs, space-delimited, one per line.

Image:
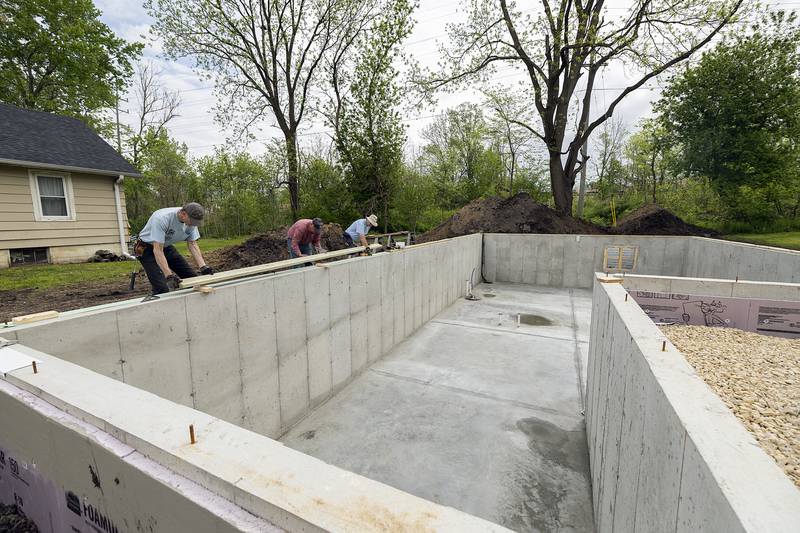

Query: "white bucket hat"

xmin=366 ymin=214 xmax=378 ymax=226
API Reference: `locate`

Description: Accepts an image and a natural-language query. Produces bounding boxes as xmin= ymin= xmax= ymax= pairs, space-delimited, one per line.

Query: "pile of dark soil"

xmin=613 ymin=204 xmax=718 ymax=237
xmin=0 ymin=504 xmax=39 ymax=533
xmin=206 ymin=223 xmax=348 ymax=271
xmin=417 ymin=193 xmax=605 ymax=243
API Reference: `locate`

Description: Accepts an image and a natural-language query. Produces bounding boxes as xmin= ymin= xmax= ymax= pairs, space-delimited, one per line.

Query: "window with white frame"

xmin=29 ymin=172 xmax=75 ymax=220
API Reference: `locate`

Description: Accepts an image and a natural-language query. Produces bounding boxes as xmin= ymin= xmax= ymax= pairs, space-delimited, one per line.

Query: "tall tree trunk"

xmin=550 ymin=153 xmax=573 ymax=215
xmin=285 ymin=133 xmax=300 ymax=219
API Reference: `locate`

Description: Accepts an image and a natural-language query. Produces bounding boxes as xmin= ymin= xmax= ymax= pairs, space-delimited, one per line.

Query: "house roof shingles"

xmin=0 ymin=103 xmax=141 ymax=177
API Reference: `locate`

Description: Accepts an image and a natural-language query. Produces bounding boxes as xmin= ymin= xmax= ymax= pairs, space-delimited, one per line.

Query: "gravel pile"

xmin=0 ymin=504 xmax=39 ymax=532
xmin=662 ymin=325 xmax=800 ymax=487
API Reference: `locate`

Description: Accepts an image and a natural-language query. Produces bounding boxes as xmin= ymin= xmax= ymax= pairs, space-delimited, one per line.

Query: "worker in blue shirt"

xmin=343 ymin=214 xmax=378 ymax=248
xmin=135 ymin=203 xmax=214 ymax=294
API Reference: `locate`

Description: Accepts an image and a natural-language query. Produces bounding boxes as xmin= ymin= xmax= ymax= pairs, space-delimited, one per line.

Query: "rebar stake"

xmin=32 ymin=361 xmax=38 ymax=374
xmin=624 ymin=293 xmax=628 ymax=302
xmin=661 ymin=340 xmax=667 ymax=352
xmin=189 ymin=424 xmax=196 ymax=445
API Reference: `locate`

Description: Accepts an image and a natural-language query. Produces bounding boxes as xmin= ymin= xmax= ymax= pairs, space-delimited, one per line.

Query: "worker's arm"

xmin=359 ymin=234 xmax=368 ymax=247
xmin=291 ymin=239 xmax=305 ymax=257
xmin=186 ymin=240 xmax=206 ymax=268
xmin=313 ymin=231 xmax=324 ymax=254
xmin=152 ymin=242 xmax=173 ymax=277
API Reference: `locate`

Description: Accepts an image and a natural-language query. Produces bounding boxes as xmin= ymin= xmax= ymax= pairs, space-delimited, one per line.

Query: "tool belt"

xmin=133 ymin=239 xmax=148 ymax=257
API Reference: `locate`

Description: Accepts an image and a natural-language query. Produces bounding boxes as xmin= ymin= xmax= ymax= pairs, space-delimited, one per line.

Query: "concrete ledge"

xmin=2 ymin=345 xmax=510 ymax=532
xmin=0 ymin=376 xmax=279 ymax=533
xmin=586 ymin=273 xmax=800 ymax=532
xmin=620 ymin=273 xmax=800 ymax=301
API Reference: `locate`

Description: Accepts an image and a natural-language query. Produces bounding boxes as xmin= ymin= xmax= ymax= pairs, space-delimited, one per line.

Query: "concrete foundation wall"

xmin=483 ymin=234 xmax=689 ymax=288
xmin=620 ymin=273 xmax=800 ymax=301
xmin=586 ymin=275 xmax=800 ymax=532
xmin=4 ymin=234 xmax=483 ymax=438
xmin=0 ymin=344 xmax=509 ymax=532
xmin=684 ymin=238 xmax=800 ymax=284
xmin=483 ymin=234 xmax=800 ymax=288
xmin=0 ymin=377 xmax=277 ymax=533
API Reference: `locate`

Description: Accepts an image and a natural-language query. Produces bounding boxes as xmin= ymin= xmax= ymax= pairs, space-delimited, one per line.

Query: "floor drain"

xmin=518 ymin=314 xmax=554 ymax=326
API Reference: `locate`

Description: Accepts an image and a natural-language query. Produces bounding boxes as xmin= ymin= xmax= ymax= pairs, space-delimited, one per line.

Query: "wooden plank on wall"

xmin=180 ymin=244 xmax=383 ymax=288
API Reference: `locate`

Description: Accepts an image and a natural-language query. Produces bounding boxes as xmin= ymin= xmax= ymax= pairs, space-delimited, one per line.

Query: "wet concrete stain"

xmin=518 ymin=314 xmax=555 ymax=326
xmin=500 ymin=417 xmax=592 ymax=532
xmin=483 ymin=293 xmax=497 ymax=298
xmin=299 ymin=430 xmax=316 ymax=440
xmin=516 ymin=417 xmax=589 ymax=473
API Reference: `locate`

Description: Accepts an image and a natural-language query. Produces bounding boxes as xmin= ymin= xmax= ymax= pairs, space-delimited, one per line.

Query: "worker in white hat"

xmin=344 ymin=214 xmax=378 ymax=248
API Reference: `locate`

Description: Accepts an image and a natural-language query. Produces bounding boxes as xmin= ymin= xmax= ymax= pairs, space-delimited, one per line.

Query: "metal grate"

xmin=604 ymin=245 xmax=638 ymax=272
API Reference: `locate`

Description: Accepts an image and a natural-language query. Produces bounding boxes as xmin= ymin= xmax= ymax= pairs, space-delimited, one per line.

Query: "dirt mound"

xmin=207 ymin=223 xmax=348 ymax=271
xmin=417 ymin=193 xmax=605 ymax=243
xmin=614 ymin=205 xmax=718 ymax=237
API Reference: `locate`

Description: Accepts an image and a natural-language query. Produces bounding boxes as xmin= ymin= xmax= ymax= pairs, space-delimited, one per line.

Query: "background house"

xmin=0 ymin=103 xmax=141 ymax=268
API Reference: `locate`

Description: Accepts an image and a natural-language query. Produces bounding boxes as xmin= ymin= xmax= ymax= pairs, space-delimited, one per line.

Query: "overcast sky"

xmin=97 ymin=0 xmax=798 ymax=163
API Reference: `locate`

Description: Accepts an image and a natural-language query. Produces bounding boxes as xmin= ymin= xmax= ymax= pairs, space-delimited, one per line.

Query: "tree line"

xmin=2 ymin=0 xmax=798 ymax=236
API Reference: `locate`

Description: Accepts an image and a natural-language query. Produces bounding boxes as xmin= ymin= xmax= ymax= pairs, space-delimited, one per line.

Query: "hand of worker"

xmin=200 ymin=265 xmax=214 ymax=276
xmin=166 ymin=274 xmax=182 ymax=290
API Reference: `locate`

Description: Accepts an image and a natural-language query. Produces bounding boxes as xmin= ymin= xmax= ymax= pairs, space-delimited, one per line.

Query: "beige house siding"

xmin=0 ymin=163 xmax=129 ymax=265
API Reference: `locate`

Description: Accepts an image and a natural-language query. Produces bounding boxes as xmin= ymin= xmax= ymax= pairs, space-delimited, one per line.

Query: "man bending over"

xmin=136 ymin=202 xmax=213 ymax=294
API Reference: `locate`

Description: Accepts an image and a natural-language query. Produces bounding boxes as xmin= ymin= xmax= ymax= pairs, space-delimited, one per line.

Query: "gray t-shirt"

xmin=138 ymin=207 xmax=200 ymax=246
xmin=345 ymin=218 xmax=371 ymax=240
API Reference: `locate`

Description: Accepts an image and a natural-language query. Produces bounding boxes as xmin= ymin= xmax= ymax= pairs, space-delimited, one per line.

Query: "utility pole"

xmin=114 ymin=88 xmax=128 ymax=153
xmin=577 ymin=137 xmax=588 ymax=217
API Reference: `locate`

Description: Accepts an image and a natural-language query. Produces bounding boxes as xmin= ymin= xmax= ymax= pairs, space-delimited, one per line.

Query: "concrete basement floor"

xmin=281 ymin=283 xmax=594 ymax=532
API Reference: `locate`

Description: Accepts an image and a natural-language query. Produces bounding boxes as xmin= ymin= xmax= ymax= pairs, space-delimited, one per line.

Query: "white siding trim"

xmin=28 ymin=170 xmax=77 ymax=222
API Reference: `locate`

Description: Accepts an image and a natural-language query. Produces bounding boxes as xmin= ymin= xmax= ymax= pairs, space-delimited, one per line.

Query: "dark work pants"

xmin=342 ymin=232 xmax=355 ymax=247
xmin=139 ymin=244 xmax=197 ymax=294
xmin=287 ymin=238 xmax=313 ymax=267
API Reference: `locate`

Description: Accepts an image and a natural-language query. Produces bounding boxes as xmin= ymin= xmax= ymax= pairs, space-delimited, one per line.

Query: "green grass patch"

xmin=0 ymin=236 xmax=249 ymax=292
xmin=725 ymin=232 xmax=800 ymax=251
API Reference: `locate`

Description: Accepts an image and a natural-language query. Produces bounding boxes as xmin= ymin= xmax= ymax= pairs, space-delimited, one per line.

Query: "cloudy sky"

xmin=97 ymin=0 xmax=798 ymax=162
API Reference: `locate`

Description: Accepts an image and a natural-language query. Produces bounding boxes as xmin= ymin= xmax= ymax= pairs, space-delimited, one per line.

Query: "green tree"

xmin=657 ymin=11 xmax=800 ymax=223
xmin=127 ymin=129 xmax=198 ymax=234
xmin=196 ymin=149 xmax=286 ymax=237
xmin=0 ymin=0 xmax=142 ymax=132
xmin=146 ymin=0 xmax=383 ymax=219
xmin=624 ymin=119 xmax=675 ymax=204
xmin=421 ymin=104 xmax=505 ymax=208
xmin=329 ymin=0 xmax=415 ymax=230
xmin=420 ymin=0 xmax=744 ymax=215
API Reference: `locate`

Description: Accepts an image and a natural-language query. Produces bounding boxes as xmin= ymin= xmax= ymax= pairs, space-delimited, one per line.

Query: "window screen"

xmin=37 ymin=175 xmax=68 ymax=216
xmin=604 ymin=245 xmax=638 ymax=272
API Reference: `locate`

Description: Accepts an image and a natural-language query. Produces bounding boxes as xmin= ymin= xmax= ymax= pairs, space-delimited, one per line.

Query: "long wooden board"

xmin=180 ymin=244 xmax=383 ymax=288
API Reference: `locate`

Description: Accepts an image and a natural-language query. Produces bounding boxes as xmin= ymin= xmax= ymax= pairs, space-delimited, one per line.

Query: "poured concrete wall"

xmin=483 ymin=234 xmax=800 ymax=288
xmin=483 ymin=234 xmax=689 ymax=288
xmin=0 ymin=373 xmax=278 ymax=533
xmin=620 ymin=273 xmax=800 ymax=301
xmin=684 ymin=238 xmax=800 ymax=283
xmin=3 ymin=234 xmax=483 ymax=438
xmin=0 ymin=344 xmax=509 ymax=532
xmin=586 ymin=275 xmax=800 ymax=532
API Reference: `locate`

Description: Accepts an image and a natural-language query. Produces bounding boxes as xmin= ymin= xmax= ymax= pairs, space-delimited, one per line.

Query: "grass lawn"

xmin=0 ymin=236 xmax=249 ymax=292
xmin=725 ymin=232 xmax=800 ymax=251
